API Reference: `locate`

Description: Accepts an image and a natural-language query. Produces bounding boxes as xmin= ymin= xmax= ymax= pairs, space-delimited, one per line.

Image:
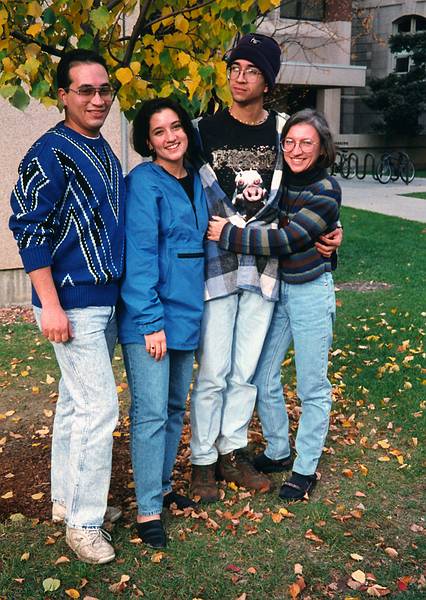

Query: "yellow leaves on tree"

xmin=1 ymin=0 xmax=281 ymax=114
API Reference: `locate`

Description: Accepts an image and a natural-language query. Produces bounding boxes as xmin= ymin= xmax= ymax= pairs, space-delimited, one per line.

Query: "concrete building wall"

xmin=342 ymin=0 xmax=426 ymax=133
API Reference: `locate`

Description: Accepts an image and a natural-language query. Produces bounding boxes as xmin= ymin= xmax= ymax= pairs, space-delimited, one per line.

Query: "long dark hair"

xmin=132 ymin=98 xmax=200 ymax=165
xmin=281 ymin=109 xmax=336 ymax=168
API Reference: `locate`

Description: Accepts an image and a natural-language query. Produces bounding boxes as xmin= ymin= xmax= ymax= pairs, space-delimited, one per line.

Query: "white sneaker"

xmin=52 ymin=502 xmax=122 ymax=524
xmin=66 ymin=526 xmax=115 ymax=564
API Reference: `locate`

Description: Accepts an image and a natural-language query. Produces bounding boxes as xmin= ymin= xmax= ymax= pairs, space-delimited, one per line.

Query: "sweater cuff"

xmin=218 ymin=222 xmax=236 ymax=251
xmin=20 ymin=245 xmax=52 ymax=273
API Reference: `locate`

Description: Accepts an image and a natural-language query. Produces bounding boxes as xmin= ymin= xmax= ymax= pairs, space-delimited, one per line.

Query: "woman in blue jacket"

xmin=118 ymin=98 xmax=208 ymax=548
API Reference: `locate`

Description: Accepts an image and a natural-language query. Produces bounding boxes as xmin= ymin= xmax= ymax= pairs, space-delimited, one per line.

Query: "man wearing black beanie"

xmin=190 ymin=33 xmax=342 ymax=503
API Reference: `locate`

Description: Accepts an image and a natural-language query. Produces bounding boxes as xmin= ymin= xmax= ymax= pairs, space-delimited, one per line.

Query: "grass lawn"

xmin=399 ymin=192 xmax=426 ymax=200
xmin=0 ymin=207 xmax=425 ymax=600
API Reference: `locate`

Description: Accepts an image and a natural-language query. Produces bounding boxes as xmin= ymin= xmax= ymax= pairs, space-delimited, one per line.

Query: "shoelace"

xmin=86 ymin=528 xmax=112 ymax=545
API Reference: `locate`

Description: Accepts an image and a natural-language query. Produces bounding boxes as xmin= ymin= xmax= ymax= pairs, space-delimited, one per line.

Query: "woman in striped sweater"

xmin=207 ymin=109 xmax=341 ymax=501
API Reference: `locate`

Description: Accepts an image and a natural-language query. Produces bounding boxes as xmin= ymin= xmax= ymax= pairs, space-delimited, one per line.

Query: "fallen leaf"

xmin=31 ymin=492 xmax=45 ymax=500
xmin=294 ymin=563 xmax=303 ymax=574
xmin=55 ymin=555 xmax=70 ymax=564
xmin=305 ymin=529 xmax=324 ymax=544
xmin=46 ymin=374 xmax=55 ymax=384
xmin=384 ymin=547 xmax=398 ymax=558
xmin=367 ymin=584 xmax=391 ymax=596
xmin=289 ymin=582 xmax=302 ymax=599
xmin=247 ymin=566 xmax=257 ymax=574
xmin=151 ymin=552 xmax=165 ymax=563
xmin=1 ymin=491 xmax=13 ymax=499
xmin=342 ymin=468 xmax=354 ymax=478
xmin=42 ymin=578 xmax=61 ymax=592
xmin=20 ymin=552 xmax=30 ymax=561
xmin=351 ymin=569 xmax=366 ymax=584
xmin=65 ymin=590 xmax=80 ymax=599
xmin=225 ymin=564 xmax=241 ymax=573
xmin=350 ymin=553 xmax=364 ymax=561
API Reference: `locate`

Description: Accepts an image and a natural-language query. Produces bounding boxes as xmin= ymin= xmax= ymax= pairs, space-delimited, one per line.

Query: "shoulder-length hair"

xmin=132 ymin=97 xmax=200 ymax=164
xmin=281 ymin=109 xmax=336 ymax=168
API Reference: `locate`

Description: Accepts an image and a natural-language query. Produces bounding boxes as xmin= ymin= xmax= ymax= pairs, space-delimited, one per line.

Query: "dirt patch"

xmin=336 ymin=281 xmax=393 ymax=292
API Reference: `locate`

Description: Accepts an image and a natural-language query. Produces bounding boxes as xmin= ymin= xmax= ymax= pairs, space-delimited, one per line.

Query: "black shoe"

xmin=279 ymin=472 xmax=317 ymax=502
xmin=163 ymin=491 xmax=197 ymax=510
xmin=253 ymin=451 xmax=293 ymax=473
xmin=136 ymin=520 xmax=167 ymax=548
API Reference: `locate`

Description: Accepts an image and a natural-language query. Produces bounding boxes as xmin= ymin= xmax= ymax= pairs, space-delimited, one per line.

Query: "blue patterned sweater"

xmin=9 ymin=122 xmax=125 ymax=309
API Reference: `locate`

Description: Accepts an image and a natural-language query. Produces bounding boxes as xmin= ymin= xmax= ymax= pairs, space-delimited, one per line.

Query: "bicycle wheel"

xmin=400 ymin=159 xmax=415 ymax=184
xmin=376 ymin=159 xmax=392 ymax=184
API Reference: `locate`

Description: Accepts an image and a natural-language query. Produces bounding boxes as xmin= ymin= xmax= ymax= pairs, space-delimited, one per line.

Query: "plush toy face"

xmin=233 ymin=169 xmax=267 ymax=220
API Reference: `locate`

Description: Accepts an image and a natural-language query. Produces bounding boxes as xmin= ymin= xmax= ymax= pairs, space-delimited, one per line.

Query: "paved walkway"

xmin=337 ymin=175 xmax=426 ymax=223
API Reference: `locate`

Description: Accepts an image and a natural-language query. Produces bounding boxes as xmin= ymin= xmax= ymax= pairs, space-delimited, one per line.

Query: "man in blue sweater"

xmin=9 ymin=50 xmax=125 ymax=564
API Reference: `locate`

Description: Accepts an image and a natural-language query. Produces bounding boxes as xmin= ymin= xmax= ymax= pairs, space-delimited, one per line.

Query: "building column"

xmin=316 ymin=88 xmax=341 ymax=135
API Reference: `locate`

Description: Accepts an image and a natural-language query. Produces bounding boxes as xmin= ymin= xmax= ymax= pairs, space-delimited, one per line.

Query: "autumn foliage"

xmin=0 ymin=0 xmax=281 ymax=116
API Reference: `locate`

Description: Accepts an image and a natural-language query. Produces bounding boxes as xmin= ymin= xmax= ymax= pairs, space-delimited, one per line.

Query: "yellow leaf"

xmin=177 ymin=51 xmax=190 ymax=67
xmin=2 ymin=57 xmax=15 ymax=73
xmin=40 ymin=96 xmax=57 ymax=109
xmin=27 ymin=1 xmax=43 ymax=18
xmin=378 ymin=456 xmax=390 ymax=462
xmin=31 ymin=492 xmax=44 ymax=500
xmin=359 ymin=464 xmax=368 ymax=476
xmin=5 ymin=410 xmax=15 ymax=417
xmin=32 ymin=386 xmax=40 ymax=394
xmin=116 ymin=67 xmax=133 ymax=85
xmin=175 ymin=14 xmax=189 ymax=34
xmin=351 ymin=569 xmax=366 ymax=584
xmin=151 ymin=551 xmax=165 ymax=563
xmin=350 ymin=553 xmax=364 ymax=561
xmin=26 ymin=23 xmax=42 ymax=37
xmin=65 ymin=589 xmax=80 ymax=599
xmin=153 ymin=40 xmax=164 ymax=55
xmin=21 ymin=552 xmax=30 ymax=561
xmin=377 ymin=439 xmax=390 ymax=449
xmin=227 ymin=481 xmax=238 ymax=492
xmin=1 ymin=491 xmax=13 ymax=499
xmin=46 ymin=374 xmax=55 ymax=384
xmin=127 ymin=481 xmax=135 ymax=489
xmin=241 ymin=0 xmax=254 ymax=10
xmin=130 ymin=61 xmax=141 ymax=75
xmin=21 ymin=370 xmax=29 ymax=377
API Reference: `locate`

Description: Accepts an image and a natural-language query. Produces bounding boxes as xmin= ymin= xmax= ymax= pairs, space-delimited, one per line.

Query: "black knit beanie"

xmin=227 ymin=33 xmax=281 ymax=90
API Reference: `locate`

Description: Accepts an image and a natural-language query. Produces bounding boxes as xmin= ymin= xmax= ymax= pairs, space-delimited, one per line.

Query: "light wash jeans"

xmin=254 ymin=272 xmax=336 ymax=475
xmin=34 ymin=305 xmax=118 ymax=529
xmin=122 ymin=345 xmax=194 ymax=516
xmin=190 ymin=291 xmax=275 ymax=465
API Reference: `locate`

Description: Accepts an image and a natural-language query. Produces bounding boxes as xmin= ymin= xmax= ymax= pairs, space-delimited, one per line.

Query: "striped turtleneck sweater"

xmin=218 ymin=166 xmax=341 ymax=284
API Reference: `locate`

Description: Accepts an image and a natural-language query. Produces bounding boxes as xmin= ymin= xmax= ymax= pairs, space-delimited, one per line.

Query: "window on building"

xmin=280 ymin=0 xmax=325 ymax=22
xmin=393 ymin=14 xmax=426 ymax=72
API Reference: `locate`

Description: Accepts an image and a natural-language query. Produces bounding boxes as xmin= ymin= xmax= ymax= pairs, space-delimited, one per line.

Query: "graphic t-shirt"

xmin=198 ymin=109 xmax=278 ymax=212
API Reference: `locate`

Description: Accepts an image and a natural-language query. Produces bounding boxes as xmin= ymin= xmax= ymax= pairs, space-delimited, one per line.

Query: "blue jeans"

xmin=254 ymin=273 xmax=336 ymax=475
xmin=190 ymin=291 xmax=275 ymax=464
xmin=122 ymin=345 xmax=194 ymax=516
xmin=34 ymin=305 xmax=118 ymax=528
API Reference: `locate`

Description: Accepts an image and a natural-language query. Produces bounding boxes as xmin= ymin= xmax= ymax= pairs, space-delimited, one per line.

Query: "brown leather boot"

xmin=217 ymin=448 xmax=272 ymax=492
xmin=190 ymin=463 xmax=219 ymax=503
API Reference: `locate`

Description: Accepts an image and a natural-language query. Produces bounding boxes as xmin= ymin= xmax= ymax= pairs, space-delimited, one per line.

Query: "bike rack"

xmin=332 ymin=149 xmax=415 ymax=184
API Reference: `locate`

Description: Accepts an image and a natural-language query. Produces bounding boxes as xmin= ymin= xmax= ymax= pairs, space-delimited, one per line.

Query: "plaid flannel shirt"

xmin=194 ymin=111 xmax=288 ymax=302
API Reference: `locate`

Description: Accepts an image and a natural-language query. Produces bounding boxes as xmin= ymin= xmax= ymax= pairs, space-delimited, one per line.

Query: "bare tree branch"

xmin=122 ymin=0 xmax=153 ymax=67
xmin=10 ymin=30 xmax=64 ymax=57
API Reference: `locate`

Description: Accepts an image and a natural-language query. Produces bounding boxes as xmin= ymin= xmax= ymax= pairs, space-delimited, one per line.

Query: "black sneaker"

xmin=253 ymin=451 xmax=293 ymax=473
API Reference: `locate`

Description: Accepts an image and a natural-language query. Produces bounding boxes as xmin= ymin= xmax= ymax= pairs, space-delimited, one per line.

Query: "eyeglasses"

xmin=281 ymin=138 xmax=319 ymax=154
xmin=65 ymin=85 xmax=114 ymax=99
xmin=227 ymin=64 xmax=262 ymax=82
